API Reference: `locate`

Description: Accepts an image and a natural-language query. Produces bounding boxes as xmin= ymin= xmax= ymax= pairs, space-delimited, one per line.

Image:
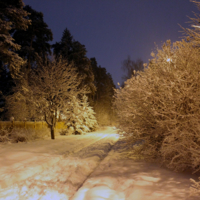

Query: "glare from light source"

xmin=167 ymin=58 xmax=171 ymax=62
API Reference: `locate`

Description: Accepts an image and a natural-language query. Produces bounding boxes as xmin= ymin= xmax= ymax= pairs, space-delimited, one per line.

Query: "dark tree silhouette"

xmin=52 ymin=28 xmax=95 ymax=95
xmin=13 ymin=5 xmax=53 ymax=75
xmin=90 ymin=57 xmax=115 ymax=125
xmin=121 ymin=56 xmax=144 ymax=82
xmin=0 ymin=0 xmax=30 ymax=76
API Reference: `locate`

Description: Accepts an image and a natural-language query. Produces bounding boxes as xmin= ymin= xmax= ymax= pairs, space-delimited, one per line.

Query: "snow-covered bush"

xmin=59 ymin=129 xmax=68 ymax=135
xmin=0 ymin=127 xmax=46 ymax=143
xmin=190 ymin=178 xmax=200 ymax=197
xmin=114 ymin=40 xmax=200 ymax=172
xmin=81 ymin=95 xmax=98 ymax=131
xmin=65 ymin=95 xmax=98 ymax=135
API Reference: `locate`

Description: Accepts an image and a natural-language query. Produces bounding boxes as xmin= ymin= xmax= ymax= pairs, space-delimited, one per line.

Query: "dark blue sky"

xmin=23 ymin=0 xmax=198 ymax=86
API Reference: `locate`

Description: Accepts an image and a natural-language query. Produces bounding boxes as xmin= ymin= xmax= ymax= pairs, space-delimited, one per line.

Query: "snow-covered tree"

xmin=52 ymin=28 xmax=96 ymax=95
xmin=182 ymin=1 xmax=200 ymax=46
xmin=0 ymin=0 xmax=31 ymax=75
xmin=81 ymin=95 xmax=98 ymax=131
xmin=65 ymin=95 xmax=98 ymax=135
xmin=114 ymin=39 xmax=200 ymax=173
xmin=183 ymin=1 xmax=200 ymax=195
xmin=26 ymin=58 xmax=87 ymax=139
xmin=13 ymin=5 xmax=53 ymax=75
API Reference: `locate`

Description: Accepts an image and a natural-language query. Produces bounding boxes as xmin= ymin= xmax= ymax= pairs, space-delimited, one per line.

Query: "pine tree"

xmin=65 ymin=96 xmax=86 ymax=135
xmin=52 ymin=28 xmax=95 ymax=95
xmin=0 ymin=0 xmax=30 ymax=76
xmin=4 ymin=5 xmax=53 ymax=121
xmin=52 ymin=28 xmax=73 ymax=60
xmin=65 ymin=95 xmax=98 ymax=135
xmin=80 ymin=95 xmax=98 ymax=131
xmin=90 ymin=57 xmax=115 ymax=125
xmin=13 ymin=5 xmax=53 ymax=75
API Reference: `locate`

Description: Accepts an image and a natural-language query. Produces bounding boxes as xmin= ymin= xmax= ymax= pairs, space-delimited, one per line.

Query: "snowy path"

xmin=0 ymin=127 xmax=199 ymax=200
xmin=72 ymin=139 xmax=199 ymax=200
xmin=0 ymin=131 xmax=111 ymax=157
xmin=0 ymin=127 xmax=119 ymax=200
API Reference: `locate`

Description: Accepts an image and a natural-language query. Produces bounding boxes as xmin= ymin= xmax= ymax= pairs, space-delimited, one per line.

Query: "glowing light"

xmin=167 ymin=58 xmax=171 ymax=62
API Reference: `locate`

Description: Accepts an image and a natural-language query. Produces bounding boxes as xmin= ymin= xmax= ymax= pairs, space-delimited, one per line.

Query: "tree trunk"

xmin=50 ymin=125 xmax=55 ymax=140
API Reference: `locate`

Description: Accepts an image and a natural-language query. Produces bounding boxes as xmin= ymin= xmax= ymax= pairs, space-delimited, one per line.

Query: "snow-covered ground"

xmin=0 ymin=127 xmax=199 ymax=200
xmin=72 ymin=138 xmax=199 ymax=200
xmin=0 ymin=127 xmax=119 ymax=200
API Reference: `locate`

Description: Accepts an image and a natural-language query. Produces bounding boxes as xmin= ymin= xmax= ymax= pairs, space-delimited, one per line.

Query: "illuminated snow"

xmin=0 ymin=127 xmax=199 ymax=200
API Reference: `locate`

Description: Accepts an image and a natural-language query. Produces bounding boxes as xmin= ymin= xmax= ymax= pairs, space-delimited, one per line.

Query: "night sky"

xmin=23 ymin=0 xmax=198 ymax=86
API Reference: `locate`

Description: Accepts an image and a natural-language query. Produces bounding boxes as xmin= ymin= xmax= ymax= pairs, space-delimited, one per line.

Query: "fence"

xmin=0 ymin=121 xmax=67 ymax=130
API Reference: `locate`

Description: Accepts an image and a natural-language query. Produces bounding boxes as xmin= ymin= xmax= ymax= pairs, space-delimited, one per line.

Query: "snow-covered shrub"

xmin=59 ymin=129 xmax=68 ymax=135
xmin=190 ymin=178 xmax=200 ymax=197
xmin=0 ymin=126 xmax=50 ymax=143
xmin=75 ymin=128 xmax=84 ymax=135
xmin=0 ymin=127 xmax=43 ymax=143
xmin=114 ymin=40 xmax=200 ymax=172
xmin=65 ymin=95 xmax=98 ymax=135
xmin=68 ymin=126 xmax=75 ymax=135
xmin=0 ymin=128 xmax=11 ymax=142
